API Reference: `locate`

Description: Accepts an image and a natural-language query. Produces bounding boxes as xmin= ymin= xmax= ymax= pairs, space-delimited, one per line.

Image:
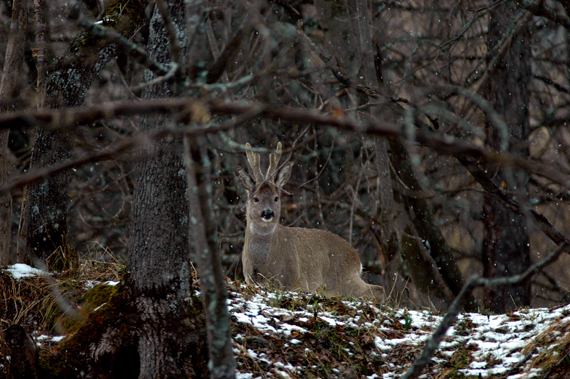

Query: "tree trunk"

xmin=48 ymin=1 xmax=211 ymax=377
xmin=390 ymin=139 xmax=479 ymax=311
xmin=127 ymin=114 xmax=209 ymax=378
xmin=29 ymin=2 xmax=210 ymax=376
xmin=126 ymin=0 xmax=212 ymax=377
xmin=0 ymin=0 xmax=29 ymax=266
xmin=184 ymin=136 xmax=236 ymax=379
xmin=354 ymin=0 xmax=397 ymax=262
xmin=482 ymin=1 xmax=532 ymax=312
xmin=18 ymin=0 xmax=147 ymax=268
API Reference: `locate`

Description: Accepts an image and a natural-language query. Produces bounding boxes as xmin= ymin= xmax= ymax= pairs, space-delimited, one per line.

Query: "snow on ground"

xmin=84 ymin=279 xmax=120 ymax=289
xmin=4 ymin=265 xmax=570 ymax=378
xmin=4 ymin=263 xmax=50 ymax=279
xmin=35 ymin=334 xmax=66 ymax=345
xmin=227 ymin=283 xmax=570 ymax=378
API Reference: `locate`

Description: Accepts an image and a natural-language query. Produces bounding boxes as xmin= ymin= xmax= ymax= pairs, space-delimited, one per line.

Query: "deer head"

xmin=236 ymin=142 xmax=292 ymax=234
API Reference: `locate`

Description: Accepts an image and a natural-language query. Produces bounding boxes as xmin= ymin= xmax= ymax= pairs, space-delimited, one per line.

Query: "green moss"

xmin=455 ymin=316 xmax=475 ymax=336
xmin=105 ymin=0 xmax=146 ymax=33
xmin=34 ymin=280 xmax=111 ymax=335
xmin=38 ymin=285 xmax=136 ymax=379
xmin=440 ymin=343 xmax=478 ymax=378
xmin=82 ymin=283 xmax=117 ymax=311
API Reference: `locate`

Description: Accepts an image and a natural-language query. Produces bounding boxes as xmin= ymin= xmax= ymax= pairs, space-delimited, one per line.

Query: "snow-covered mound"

xmin=228 ymin=282 xmax=570 ymax=378
xmin=2 ymin=264 xmax=570 ymax=378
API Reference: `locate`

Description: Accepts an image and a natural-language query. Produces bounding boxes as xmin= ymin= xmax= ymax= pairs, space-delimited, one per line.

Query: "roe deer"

xmin=236 ymin=142 xmax=385 ymax=301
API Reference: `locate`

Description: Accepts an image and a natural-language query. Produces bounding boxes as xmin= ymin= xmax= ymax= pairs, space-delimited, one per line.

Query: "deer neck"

xmin=246 ymin=222 xmax=279 ymax=259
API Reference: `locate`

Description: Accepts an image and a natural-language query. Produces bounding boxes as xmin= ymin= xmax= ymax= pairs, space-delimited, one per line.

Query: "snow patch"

xmin=5 ymin=264 xmax=50 ymax=279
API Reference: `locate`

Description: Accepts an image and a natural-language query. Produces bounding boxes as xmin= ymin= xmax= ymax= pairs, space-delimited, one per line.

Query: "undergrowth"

xmin=1 ymin=259 xmax=570 ymax=378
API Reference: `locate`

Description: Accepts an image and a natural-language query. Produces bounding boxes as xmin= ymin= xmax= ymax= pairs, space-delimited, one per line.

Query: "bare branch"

xmin=0 ymin=133 xmax=151 ymax=195
xmin=0 ymin=98 xmax=569 ymax=190
xmin=459 ymin=157 xmax=570 ymax=247
xmin=183 ymin=135 xmax=237 ymax=378
xmin=33 ymin=0 xmax=47 ymax=108
xmin=207 ymin=23 xmax=252 ymax=84
xmin=71 ymin=11 xmax=170 ymax=77
xmin=0 ymin=0 xmax=30 ymax=265
xmin=515 ymin=0 xmax=570 ymax=30
xmin=0 ymin=116 xmax=249 ymax=196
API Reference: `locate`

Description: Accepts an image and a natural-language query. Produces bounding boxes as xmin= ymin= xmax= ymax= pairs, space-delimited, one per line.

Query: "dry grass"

xmin=0 ymin=255 xmax=124 ymax=378
xmin=0 ymin=254 xmax=123 ymax=335
xmin=0 ymin=273 xmax=53 ymax=332
xmin=525 ymin=313 xmax=570 ymax=377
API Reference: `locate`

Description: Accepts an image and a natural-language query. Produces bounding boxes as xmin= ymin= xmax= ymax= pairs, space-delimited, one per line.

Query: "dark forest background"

xmin=4 ymin=0 xmax=570 ymax=376
xmin=2 ymin=0 xmax=570 ymax=375
xmin=2 ymin=0 xmax=570 ymax=311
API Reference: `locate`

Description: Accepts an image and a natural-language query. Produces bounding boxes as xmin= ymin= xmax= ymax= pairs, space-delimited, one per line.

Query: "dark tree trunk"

xmin=354 ymin=0 xmax=397 ymax=264
xmin=0 ymin=0 xmax=29 ymax=266
xmin=390 ymin=139 xmax=478 ymax=311
xmin=126 ymin=113 xmax=210 ymax=378
xmin=18 ymin=0 xmax=147 ymax=268
xmin=29 ymin=2 xmax=209 ymax=377
xmin=482 ymin=1 xmax=532 ymax=312
xmin=125 ymin=0 xmax=210 ymax=377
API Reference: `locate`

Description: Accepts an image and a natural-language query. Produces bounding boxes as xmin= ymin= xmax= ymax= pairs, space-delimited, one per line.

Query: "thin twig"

xmin=33 ymin=0 xmax=46 ymax=108
xmin=67 ymin=3 xmax=170 ymax=77
xmin=516 ymin=0 xmax=570 ymax=30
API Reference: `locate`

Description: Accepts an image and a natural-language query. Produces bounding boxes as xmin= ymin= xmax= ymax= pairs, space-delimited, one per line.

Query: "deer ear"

xmin=236 ymin=166 xmax=255 ymax=190
xmin=275 ymin=163 xmax=292 ymax=188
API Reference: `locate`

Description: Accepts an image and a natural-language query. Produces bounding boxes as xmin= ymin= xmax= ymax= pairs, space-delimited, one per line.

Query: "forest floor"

xmin=1 ymin=262 xmax=570 ymax=379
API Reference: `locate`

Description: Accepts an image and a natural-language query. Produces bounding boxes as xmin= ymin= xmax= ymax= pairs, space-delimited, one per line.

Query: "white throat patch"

xmin=249 ymin=223 xmax=277 ymax=236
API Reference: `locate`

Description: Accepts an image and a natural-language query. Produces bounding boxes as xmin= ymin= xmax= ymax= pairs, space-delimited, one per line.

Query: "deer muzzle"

xmin=261 ymin=210 xmax=275 ymax=222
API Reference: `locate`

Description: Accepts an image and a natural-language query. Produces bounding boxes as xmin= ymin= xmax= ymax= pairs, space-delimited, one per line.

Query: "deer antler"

xmin=266 ymin=142 xmax=282 ymax=182
xmin=245 ymin=143 xmax=264 ymax=182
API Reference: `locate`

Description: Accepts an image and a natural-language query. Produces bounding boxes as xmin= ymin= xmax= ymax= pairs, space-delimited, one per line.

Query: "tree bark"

xmin=125 ymin=0 xmax=211 ymax=377
xmin=18 ymin=0 xmax=147 ymax=268
xmin=482 ymin=1 xmax=532 ymax=312
xmin=0 ymin=0 xmax=29 ymax=266
xmin=354 ymin=0 xmax=397 ymax=261
xmin=183 ymin=0 xmax=236 ymax=374
xmin=184 ymin=136 xmax=237 ymax=379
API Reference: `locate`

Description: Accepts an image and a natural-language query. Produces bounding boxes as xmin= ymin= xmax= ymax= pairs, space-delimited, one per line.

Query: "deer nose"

xmin=261 ymin=210 xmax=275 ymax=221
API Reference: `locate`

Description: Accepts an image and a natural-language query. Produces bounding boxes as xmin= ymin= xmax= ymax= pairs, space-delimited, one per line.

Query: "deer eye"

xmin=253 ymin=197 xmax=259 ymax=202
xmin=274 ymin=197 xmax=279 ymax=202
